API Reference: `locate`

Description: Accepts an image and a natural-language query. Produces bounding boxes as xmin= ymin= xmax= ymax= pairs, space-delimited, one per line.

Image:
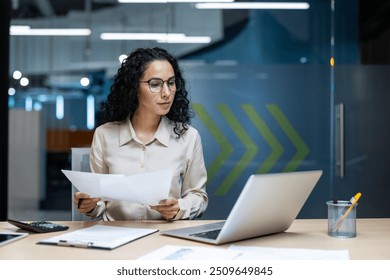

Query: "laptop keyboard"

xmin=189 ymin=228 xmax=221 ymax=240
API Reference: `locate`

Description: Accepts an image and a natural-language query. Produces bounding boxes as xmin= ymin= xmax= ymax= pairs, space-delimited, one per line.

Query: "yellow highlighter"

xmin=332 ymin=192 xmax=361 ymax=232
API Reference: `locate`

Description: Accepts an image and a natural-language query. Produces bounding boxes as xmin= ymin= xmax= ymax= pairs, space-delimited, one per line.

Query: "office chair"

xmin=70 ymin=147 xmax=95 ymax=221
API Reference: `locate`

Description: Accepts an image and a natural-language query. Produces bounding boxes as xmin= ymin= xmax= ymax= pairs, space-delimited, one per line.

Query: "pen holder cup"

xmin=326 ymin=200 xmax=358 ymax=238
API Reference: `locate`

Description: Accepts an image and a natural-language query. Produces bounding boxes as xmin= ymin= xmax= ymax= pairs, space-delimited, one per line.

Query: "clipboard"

xmin=37 ymin=225 xmax=158 ymax=250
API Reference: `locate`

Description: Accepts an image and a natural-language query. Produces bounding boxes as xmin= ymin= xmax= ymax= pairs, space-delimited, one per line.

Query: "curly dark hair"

xmin=102 ymin=47 xmax=192 ymax=138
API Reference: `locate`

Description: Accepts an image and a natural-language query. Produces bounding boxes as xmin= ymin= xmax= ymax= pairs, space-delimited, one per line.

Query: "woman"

xmin=74 ymin=47 xmax=208 ymax=220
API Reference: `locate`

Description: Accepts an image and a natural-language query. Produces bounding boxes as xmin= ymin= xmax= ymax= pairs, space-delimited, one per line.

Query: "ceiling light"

xmin=87 ymin=95 xmax=95 ymax=130
xmin=118 ymin=0 xmax=166 ymax=2
xmin=9 ymin=25 xmax=30 ymax=32
xmin=195 ymin=2 xmax=310 ymax=9
xmin=119 ymin=54 xmax=128 ymax=63
xmin=117 ymin=0 xmax=234 ymax=3
xmin=100 ymin=33 xmax=186 ymax=40
xmin=8 ymin=88 xmax=16 ymax=96
xmin=100 ymin=32 xmax=211 ymax=44
xmin=20 ymin=77 xmax=29 ymax=86
xmin=13 ymin=70 xmax=22 ymax=80
xmin=25 ymin=97 xmax=33 ymax=112
xmin=10 ymin=26 xmax=91 ymax=36
xmin=56 ymin=95 xmax=64 ymax=120
xmin=157 ymin=36 xmax=211 ymax=43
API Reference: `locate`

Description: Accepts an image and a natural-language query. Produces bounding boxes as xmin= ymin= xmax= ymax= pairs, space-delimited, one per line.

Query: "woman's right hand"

xmin=73 ymin=192 xmax=101 ymax=214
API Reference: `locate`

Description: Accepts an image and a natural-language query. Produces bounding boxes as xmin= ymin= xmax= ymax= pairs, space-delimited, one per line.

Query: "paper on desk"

xmin=228 ymin=245 xmax=350 ymax=260
xmin=61 ymin=169 xmax=173 ymax=205
xmin=38 ymin=225 xmax=158 ymax=250
xmin=138 ymin=245 xmax=242 ymax=260
xmin=138 ymin=244 xmax=349 ymax=260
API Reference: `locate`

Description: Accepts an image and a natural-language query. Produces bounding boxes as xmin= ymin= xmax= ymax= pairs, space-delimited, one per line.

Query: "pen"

xmin=58 ymin=240 xmax=93 ymax=248
xmin=340 ymin=194 xmax=358 ymax=215
xmin=332 ymin=192 xmax=362 ymax=232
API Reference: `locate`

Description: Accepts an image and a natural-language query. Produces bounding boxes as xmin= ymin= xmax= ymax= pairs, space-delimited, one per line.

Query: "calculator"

xmin=7 ymin=219 xmax=69 ymax=233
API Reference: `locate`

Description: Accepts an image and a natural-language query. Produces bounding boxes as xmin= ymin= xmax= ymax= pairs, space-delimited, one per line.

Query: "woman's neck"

xmin=131 ymin=112 xmax=161 ymax=144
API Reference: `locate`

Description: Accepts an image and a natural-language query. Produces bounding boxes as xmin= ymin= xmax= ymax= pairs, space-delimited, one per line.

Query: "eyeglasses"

xmin=140 ymin=77 xmax=181 ymax=94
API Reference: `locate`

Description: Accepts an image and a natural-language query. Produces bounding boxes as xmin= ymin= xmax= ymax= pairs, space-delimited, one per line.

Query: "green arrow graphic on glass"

xmin=267 ymin=104 xmax=309 ymax=172
xmin=192 ymin=104 xmax=233 ymax=182
xmin=215 ymin=104 xmax=258 ymax=196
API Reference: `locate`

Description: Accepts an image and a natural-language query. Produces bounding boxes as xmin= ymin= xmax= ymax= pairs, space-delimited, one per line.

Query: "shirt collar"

xmin=154 ymin=116 xmax=171 ymax=147
xmin=119 ymin=120 xmax=134 ymax=147
xmin=119 ymin=116 xmax=171 ymax=147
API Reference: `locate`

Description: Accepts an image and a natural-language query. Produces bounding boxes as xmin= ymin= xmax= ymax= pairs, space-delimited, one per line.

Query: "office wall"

xmin=8 ymin=109 xmax=45 ymax=210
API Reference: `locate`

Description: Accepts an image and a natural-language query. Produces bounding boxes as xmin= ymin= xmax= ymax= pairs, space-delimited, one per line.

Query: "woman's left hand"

xmin=150 ymin=198 xmax=180 ymax=220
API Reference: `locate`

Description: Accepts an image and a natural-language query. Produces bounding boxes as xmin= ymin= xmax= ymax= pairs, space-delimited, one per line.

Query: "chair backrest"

xmin=71 ymin=147 xmax=92 ymax=221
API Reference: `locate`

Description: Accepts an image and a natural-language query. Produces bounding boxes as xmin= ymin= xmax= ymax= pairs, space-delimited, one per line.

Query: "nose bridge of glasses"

xmin=162 ymin=80 xmax=171 ymax=91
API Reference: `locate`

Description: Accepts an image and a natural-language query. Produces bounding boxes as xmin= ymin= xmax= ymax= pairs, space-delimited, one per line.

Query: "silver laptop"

xmin=161 ymin=170 xmax=323 ymax=245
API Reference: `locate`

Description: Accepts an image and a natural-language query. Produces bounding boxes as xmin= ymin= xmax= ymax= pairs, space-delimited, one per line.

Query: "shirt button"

xmin=140 ymin=162 xmax=144 ymax=168
xmin=142 ymin=146 xmax=146 ymax=151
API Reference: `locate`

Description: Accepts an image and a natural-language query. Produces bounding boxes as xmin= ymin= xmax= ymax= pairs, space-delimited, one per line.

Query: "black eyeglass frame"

xmin=139 ymin=77 xmax=182 ymax=93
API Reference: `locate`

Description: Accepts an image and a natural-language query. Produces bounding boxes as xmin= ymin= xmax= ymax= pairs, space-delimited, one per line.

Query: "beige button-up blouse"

xmin=87 ymin=116 xmax=208 ymax=220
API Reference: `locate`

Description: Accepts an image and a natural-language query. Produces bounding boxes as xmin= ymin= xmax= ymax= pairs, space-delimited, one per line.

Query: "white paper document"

xmin=228 ymin=245 xmax=350 ymax=260
xmin=138 ymin=245 xmax=349 ymax=260
xmin=62 ymin=169 xmax=173 ymax=205
xmin=38 ymin=225 xmax=158 ymax=250
xmin=138 ymin=245 xmax=242 ymax=260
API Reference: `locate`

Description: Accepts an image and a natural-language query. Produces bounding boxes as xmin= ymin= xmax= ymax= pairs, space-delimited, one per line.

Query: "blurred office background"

xmin=1 ymin=0 xmax=389 ymax=221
